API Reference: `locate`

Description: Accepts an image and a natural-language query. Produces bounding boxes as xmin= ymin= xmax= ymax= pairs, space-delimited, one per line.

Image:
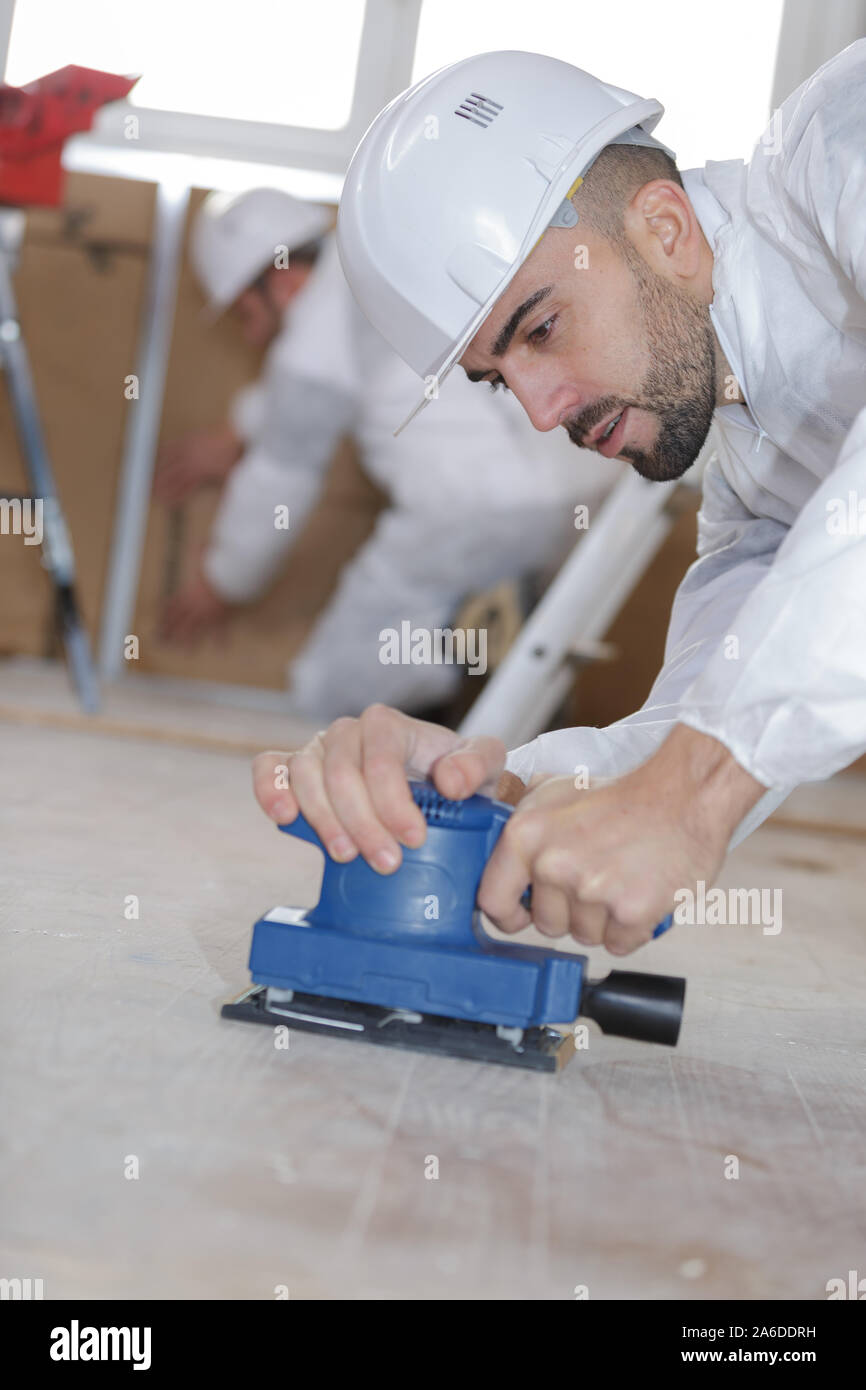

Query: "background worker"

xmin=155 ymin=188 xmax=610 ymax=720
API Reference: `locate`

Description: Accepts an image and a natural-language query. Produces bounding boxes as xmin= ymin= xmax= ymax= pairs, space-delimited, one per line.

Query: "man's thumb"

xmin=432 ymin=736 xmax=507 ymax=800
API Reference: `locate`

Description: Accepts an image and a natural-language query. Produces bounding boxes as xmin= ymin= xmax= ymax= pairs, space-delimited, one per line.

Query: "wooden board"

xmin=1 ymin=694 xmax=865 ymax=1300
xmin=0 ymin=220 xmax=151 ymax=657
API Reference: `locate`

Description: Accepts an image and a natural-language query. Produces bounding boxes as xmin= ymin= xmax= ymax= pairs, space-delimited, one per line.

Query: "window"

xmin=5 ymin=0 xmax=367 ymax=130
xmin=412 ymin=0 xmax=785 ymax=169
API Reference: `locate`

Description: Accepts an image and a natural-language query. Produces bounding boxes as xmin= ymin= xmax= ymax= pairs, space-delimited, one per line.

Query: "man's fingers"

xmin=527 ymin=883 xmax=570 ymax=938
xmin=288 ymin=731 xmax=365 ymax=860
xmin=477 ymin=826 xmax=533 ymax=933
xmin=320 ymin=717 xmax=404 ymax=871
xmin=359 ymin=704 xmax=427 ymax=848
xmin=251 ymin=710 xmax=508 ymax=881
xmin=567 ymin=899 xmax=609 ymax=947
xmin=432 ymin=735 xmax=507 ymax=800
xmin=252 ymin=750 xmax=298 ymax=823
xmin=532 ymin=845 xmax=606 ymax=942
xmin=604 ymin=911 xmax=658 ymax=957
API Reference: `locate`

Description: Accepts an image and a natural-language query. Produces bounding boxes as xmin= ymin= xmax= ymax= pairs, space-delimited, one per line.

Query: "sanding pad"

xmin=221 ymin=985 xmax=576 ymax=1072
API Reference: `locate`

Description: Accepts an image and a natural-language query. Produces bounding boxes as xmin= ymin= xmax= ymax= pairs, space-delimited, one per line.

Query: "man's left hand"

xmin=479 ymin=724 xmax=766 ymax=955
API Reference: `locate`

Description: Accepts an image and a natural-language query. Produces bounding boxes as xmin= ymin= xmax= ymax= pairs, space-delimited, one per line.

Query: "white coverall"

xmin=507 ymin=40 xmax=866 ymax=845
xmin=203 ymin=234 xmax=609 ymax=718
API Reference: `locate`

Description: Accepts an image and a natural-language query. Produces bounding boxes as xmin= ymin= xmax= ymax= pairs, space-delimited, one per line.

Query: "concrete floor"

xmin=1 ymin=665 xmax=865 ymax=1299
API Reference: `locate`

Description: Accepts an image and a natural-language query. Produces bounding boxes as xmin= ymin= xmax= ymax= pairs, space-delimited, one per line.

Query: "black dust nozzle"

xmin=580 ymin=970 xmax=686 ymax=1046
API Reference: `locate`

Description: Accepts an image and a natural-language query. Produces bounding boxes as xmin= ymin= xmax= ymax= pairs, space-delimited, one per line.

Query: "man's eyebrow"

xmin=465 ymin=286 xmax=553 ymax=382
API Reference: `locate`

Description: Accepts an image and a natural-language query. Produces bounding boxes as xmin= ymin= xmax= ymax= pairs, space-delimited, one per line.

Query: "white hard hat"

xmin=337 ymin=50 xmax=674 ymax=434
xmin=192 ymin=187 xmax=331 ymax=315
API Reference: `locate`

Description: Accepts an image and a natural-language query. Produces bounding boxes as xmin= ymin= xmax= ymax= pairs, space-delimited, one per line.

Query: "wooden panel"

xmin=23 ymin=170 xmax=157 ymax=250
xmin=0 ymin=229 xmax=151 ymax=655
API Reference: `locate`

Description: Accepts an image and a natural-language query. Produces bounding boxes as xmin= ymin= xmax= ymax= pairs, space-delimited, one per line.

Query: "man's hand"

xmin=154 ymin=424 xmax=243 ymax=505
xmin=252 ymin=704 xmax=507 ymax=872
xmin=478 ymin=724 xmax=767 ymax=956
xmin=160 ymin=568 xmax=232 ymax=646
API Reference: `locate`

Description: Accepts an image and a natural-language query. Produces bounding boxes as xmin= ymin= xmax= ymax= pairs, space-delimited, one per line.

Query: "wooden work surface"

xmin=1 ymin=689 xmax=865 ymax=1301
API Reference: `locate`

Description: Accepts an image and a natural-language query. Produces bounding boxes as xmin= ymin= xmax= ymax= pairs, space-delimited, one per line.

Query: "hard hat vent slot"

xmin=454 ymin=92 xmax=503 ymax=129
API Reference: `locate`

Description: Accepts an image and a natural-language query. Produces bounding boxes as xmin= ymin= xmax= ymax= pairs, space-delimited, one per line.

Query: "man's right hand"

xmin=252 ymin=704 xmax=507 ymax=873
xmin=154 ymin=424 xmax=243 ymax=504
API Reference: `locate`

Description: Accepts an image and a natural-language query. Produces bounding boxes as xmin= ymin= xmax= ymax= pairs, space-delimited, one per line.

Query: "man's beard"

xmin=566 ymin=247 xmax=717 ymax=482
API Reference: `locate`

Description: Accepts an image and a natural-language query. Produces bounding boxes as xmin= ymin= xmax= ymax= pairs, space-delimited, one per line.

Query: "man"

xmin=252 ymin=43 xmax=866 ymax=954
xmin=156 ymin=187 xmax=597 ymax=719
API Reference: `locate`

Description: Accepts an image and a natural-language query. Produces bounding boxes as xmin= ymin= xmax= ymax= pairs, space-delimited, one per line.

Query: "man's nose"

xmin=509 ymin=375 xmax=579 ymax=434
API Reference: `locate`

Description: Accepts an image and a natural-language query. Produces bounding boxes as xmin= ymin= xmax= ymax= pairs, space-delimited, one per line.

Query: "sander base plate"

xmin=221 ymin=985 xmax=576 ymax=1072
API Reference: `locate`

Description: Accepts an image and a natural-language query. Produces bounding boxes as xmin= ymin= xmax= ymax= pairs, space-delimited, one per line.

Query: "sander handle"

xmin=280 ymin=782 xmax=674 ymax=942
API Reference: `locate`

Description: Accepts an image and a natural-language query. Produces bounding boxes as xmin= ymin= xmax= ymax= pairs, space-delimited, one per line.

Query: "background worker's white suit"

xmin=203 ymin=233 xmax=606 ymax=718
xmin=506 ymin=41 xmax=866 ymax=841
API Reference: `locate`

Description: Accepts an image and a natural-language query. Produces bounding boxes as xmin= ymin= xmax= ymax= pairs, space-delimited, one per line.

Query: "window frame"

xmin=1 ymin=0 xmax=422 ymax=174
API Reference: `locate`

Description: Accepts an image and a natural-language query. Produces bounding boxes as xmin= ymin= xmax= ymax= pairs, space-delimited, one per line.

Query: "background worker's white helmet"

xmin=337 ymin=50 xmax=674 ymax=433
xmin=192 ymin=187 xmax=331 ymax=316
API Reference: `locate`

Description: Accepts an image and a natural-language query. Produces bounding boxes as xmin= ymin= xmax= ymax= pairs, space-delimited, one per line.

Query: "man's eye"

xmin=488 ymin=376 xmax=509 ymax=392
xmin=529 ymin=315 xmax=556 ymax=344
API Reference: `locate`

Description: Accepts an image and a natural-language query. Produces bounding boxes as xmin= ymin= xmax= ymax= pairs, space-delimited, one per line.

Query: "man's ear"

xmin=625 ymin=179 xmax=702 ymax=277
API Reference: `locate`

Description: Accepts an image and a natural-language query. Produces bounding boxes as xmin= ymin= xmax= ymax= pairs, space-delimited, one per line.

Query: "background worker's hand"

xmin=477 ymin=724 xmax=765 ymax=957
xmin=160 ymin=567 xmax=232 ymax=646
xmin=252 ymin=704 xmax=508 ymax=873
xmin=153 ymin=424 xmax=243 ymax=505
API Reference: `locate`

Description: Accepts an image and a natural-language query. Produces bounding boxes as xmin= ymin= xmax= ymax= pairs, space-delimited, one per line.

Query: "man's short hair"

xmin=576 ymin=143 xmax=684 ymax=243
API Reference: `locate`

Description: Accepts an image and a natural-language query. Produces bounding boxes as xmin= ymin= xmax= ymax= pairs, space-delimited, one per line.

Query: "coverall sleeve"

xmin=676 ymin=42 xmax=866 ymax=792
xmin=506 ymin=449 xmax=798 ymax=846
xmin=228 ymin=381 xmax=267 ymax=444
xmin=202 ymin=370 xmax=356 ymax=603
xmin=202 ymin=237 xmax=362 ymax=604
xmin=677 ymin=406 xmax=866 ymax=790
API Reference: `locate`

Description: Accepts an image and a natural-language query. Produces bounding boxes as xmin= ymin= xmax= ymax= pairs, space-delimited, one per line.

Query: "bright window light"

xmin=4 ymin=0 xmax=367 ymax=130
xmin=412 ymin=0 xmax=785 ymax=169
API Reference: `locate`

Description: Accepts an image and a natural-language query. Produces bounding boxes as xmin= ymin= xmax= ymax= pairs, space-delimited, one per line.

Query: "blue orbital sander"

xmin=221 ymin=781 xmax=685 ymax=1071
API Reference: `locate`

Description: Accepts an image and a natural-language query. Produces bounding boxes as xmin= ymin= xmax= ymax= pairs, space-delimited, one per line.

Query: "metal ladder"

xmin=0 ymin=208 xmax=99 ymax=712
xmin=458 ymin=466 xmax=700 ymax=748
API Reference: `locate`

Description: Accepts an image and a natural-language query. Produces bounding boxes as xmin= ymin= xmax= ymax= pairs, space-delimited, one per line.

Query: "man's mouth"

xmin=586 ymin=408 xmax=628 ymax=458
